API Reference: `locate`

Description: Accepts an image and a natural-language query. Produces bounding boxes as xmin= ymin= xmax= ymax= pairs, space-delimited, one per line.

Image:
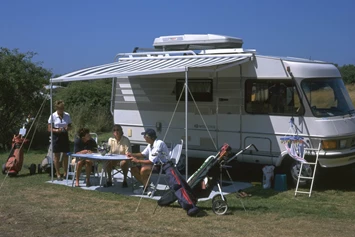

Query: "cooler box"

xmin=274 ymin=174 xmax=287 ymax=192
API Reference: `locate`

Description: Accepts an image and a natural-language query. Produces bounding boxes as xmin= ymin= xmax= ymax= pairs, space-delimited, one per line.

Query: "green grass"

xmin=1 ymin=151 xmax=355 ymax=237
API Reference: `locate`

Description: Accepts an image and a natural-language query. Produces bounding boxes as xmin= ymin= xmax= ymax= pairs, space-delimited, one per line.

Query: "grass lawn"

xmin=1 ymin=151 xmax=355 ymax=237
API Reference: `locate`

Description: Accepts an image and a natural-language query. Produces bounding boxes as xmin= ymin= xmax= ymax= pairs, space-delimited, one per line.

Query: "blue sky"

xmin=1 ymin=0 xmax=354 ymax=75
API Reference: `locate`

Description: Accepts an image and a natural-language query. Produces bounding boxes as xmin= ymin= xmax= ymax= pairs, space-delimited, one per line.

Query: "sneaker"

xmin=149 ymin=182 xmax=156 ymax=189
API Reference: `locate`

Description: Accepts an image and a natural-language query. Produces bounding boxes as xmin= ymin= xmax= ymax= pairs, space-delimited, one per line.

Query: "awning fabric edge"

xmin=50 ymin=54 xmax=252 ymax=83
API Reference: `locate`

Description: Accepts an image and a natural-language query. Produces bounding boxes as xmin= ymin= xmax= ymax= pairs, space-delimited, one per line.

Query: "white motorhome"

xmin=51 ymin=34 xmax=355 ymax=185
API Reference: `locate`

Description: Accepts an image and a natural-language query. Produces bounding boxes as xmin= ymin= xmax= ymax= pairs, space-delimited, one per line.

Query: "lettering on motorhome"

xmin=194 ymin=124 xmax=216 ymax=129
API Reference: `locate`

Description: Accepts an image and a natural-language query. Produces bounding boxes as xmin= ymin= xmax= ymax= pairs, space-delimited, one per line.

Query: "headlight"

xmin=339 ymin=139 xmax=347 ymax=149
xmin=322 ymin=140 xmax=337 ymax=150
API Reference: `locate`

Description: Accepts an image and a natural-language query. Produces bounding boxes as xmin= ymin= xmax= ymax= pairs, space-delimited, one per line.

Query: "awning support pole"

xmin=185 ymin=68 xmax=188 ymax=180
xmin=50 ymin=82 xmax=54 ymax=182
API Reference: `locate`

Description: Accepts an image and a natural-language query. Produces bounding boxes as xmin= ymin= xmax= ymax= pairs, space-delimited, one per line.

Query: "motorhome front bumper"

xmin=318 ymin=151 xmax=355 ymax=168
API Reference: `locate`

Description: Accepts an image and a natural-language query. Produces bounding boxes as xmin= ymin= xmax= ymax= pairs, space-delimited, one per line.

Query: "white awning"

xmin=50 ymin=53 xmax=253 ymax=83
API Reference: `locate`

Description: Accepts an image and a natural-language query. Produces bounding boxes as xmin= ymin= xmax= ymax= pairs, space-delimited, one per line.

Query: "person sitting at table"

xmin=104 ymin=124 xmax=132 ymax=188
xmin=74 ymin=128 xmax=97 ymax=187
xmin=126 ymin=128 xmax=169 ymax=194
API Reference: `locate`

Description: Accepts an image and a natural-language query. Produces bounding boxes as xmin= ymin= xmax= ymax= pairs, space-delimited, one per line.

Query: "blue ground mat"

xmin=46 ymin=172 xmax=252 ymax=201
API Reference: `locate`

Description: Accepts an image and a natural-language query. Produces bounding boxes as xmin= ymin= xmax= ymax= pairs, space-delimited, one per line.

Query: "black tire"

xmin=2 ymin=164 xmax=6 ymax=175
xmin=29 ymin=164 xmax=36 ymax=175
xmin=38 ymin=164 xmax=42 ymax=174
xmin=289 ymin=160 xmax=312 ymax=188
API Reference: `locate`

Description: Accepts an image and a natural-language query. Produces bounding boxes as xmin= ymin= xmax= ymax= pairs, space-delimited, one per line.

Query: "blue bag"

xmin=158 ymin=163 xmax=199 ymax=216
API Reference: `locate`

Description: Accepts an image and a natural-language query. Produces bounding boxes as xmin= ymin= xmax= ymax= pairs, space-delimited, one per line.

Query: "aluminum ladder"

xmin=295 ymin=143 xmax=321 ymax=197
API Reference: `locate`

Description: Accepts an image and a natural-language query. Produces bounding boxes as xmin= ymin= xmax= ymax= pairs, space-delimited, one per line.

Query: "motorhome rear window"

xmin=245 ymin=79 xmax=304 ymax=115
xmin=175 ymin=79 xmax=213 ymax=102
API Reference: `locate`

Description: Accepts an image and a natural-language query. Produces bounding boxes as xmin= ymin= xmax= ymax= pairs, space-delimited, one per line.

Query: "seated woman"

xmin=105 ymin=124 xmax=132 ymax=188
xmin=74 ymin=128 xmax=97 ymax=187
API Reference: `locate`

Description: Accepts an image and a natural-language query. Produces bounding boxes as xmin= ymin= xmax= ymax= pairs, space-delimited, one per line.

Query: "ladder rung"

xmin=304 ymin=148 xmax=320 ymax=151
xmin=303 ymin=162 xmax=317 ymax=165
xmin=295 ymin=143 xmax=321 ymax=197
xmin=299 ymin=176 xmax=313 ymax=180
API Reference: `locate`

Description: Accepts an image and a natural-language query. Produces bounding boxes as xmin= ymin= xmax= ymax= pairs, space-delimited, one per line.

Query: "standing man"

xmin=127 ymin=128 xmax=169 ymax=194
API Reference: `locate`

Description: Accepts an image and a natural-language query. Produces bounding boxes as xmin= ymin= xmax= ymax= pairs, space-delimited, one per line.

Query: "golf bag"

xmin=157 ymin=162 xmax=199 ymax=216
xmin=2 ymin=134 xmax=31 ymax=176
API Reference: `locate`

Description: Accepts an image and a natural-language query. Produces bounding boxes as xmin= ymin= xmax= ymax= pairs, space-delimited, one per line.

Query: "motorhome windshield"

xmin=301 ymin=78 xmax=354 ymax=117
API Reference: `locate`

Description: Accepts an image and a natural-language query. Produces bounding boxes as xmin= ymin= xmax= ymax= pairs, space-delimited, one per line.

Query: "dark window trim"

xmin=244 ymin=79 xmax=304 ymax=116
xmin=175 ymin=79 xmax=213 ymax=102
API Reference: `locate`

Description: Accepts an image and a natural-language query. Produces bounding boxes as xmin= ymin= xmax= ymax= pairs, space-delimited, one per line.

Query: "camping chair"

xmin=99 ymin=149 xmax=134 ymax=187
xmin=149 ymin=139 xmax=184 ymax=197
xmin=109 ymin=161 xmax=135 ymax=187
xmin=66 ymin=133 xmax=99 ymax=187
xmin=122 ymin=141 xmax=173 ymax=191
xmin=99 ymin=161 xmax=132 ymax=187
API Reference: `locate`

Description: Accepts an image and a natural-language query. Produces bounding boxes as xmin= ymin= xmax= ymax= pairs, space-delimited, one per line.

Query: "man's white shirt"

xmin=141 ymin=139 xmax=169 ymax=164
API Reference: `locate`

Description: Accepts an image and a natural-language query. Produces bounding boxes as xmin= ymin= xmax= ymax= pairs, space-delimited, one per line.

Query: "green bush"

xmin=68 ymin=104 xmax=113 ymax=139
xmin=52 ymin=79 xmax=113 ymax=141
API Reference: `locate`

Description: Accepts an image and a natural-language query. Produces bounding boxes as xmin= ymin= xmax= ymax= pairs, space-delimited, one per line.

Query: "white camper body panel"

xmin=49 ymin=33 xmax=355 ymax=186
xmin=113 ymin=54 xmax=355 ymax=169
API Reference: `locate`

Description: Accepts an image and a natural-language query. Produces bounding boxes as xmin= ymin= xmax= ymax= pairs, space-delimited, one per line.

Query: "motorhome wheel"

xmin=2 ymin=164 xmax=6 ymax=174
xmin=290 ymin=161 xmax=312 ymax=187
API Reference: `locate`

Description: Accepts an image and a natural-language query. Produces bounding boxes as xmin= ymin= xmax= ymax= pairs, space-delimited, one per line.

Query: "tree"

xmin=0 ymin=48 xmax=51 ymax=149
xmin=339 ymin=64 xmax=355 ymax=84
xmin=52 ymin=79 xmax=113 ymax=137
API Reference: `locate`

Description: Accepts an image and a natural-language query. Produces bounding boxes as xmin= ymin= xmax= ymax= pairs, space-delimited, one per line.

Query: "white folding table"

xmin=67 ymin=153 xmax=131 ymax=187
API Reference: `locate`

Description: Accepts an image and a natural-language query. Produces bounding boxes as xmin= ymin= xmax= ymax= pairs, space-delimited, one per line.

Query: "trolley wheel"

xmin=212 ymin=194 xmax=228 ymax=215
xmin=2 ymin=164 xmax=6 ymax=175
xmin=29 ymin=164 xmax=36 ymax=175
xmin=212 ymin=194 xmax=227 ymax=203
xmin=37 ymin=164 xmax=42 ymax=174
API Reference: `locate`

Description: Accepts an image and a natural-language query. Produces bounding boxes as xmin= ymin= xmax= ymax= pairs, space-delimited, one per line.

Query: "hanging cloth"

xmin=280 ymin=118 xmax=306 ymax=163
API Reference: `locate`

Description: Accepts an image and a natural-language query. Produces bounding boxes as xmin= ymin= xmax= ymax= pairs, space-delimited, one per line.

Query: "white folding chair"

xmin=169 ymin=139 xmax=184 ymax=166
xmin=149 ymin=139 xmax=184 ymax=196
xmin=66 ymin=153 xmax=78 ymax=187
xmin=90 ymin=133 xmax=99 ymax=175
xmin=66 ymin=133 xmax=99 ymax=187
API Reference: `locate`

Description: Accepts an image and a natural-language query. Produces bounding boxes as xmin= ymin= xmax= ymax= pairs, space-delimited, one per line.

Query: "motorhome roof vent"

xmin=153 ymin=34 xmax=243 ymax=51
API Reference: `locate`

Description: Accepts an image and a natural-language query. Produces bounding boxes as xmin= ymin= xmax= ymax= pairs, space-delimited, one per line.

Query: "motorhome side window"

xmin=245 ymin=80 xmax=304 ymax=115
xmin=175 ymin=79 xmax=213 ymax=102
